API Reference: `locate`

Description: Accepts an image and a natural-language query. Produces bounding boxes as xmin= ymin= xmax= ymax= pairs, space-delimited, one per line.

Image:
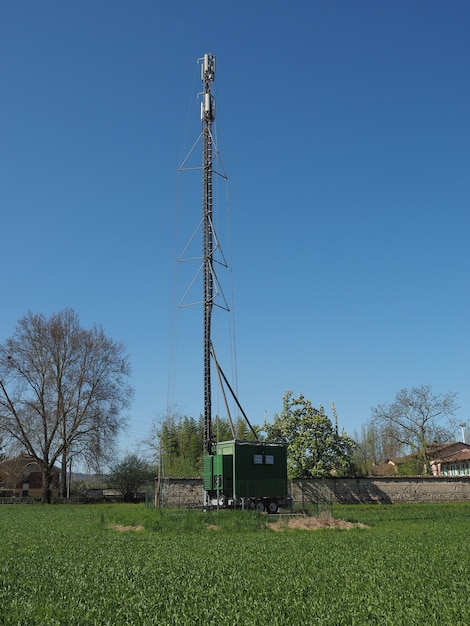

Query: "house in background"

xmin=430 ymin=445 xmax=470 ymax=477
xmin=374 ymin=442 xmax=470 ymax=477
xmin=373 ymin=457 xmax=406 ymax=476
xmin=0 ymin=455 xmax=60 ymax=499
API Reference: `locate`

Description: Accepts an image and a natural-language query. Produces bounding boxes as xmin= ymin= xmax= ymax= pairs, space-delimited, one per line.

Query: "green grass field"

xmin=1 ymin=502 xmax=469 ymax=625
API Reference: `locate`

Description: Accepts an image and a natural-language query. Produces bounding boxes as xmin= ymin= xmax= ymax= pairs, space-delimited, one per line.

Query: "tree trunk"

xmin=42 ymin=466 xmax=53 ymax=504
xmin=60 ymin=450 xmax=67 ymax=498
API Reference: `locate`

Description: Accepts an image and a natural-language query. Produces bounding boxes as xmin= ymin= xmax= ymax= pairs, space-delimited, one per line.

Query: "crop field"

xmin=1 ymin=502 xmax=470 ymax=625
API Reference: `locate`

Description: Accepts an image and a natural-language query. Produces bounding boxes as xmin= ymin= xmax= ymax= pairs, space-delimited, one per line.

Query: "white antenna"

xmin=460 ymin=423 xmax=467 ymax=444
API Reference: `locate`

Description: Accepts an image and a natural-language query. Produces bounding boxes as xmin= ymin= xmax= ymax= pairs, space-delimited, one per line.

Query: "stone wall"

xmin=159 ymin=478 xmax=204 ymax=508
xmin=161 ymin=476 xmax=470 ymax=507
xmin=292 ymin=477 xmax=470 ymax=505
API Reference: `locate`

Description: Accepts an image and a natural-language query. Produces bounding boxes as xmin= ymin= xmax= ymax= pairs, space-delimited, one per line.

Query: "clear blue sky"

xmin=1 ymin=1 xmax=469 ymax=458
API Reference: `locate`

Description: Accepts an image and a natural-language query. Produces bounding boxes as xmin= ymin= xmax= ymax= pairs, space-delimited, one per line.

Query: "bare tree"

xmin=371 ymin=385 xmax=458 ymax=474
xmin=0 ymin=309 xmax=133 ymax=502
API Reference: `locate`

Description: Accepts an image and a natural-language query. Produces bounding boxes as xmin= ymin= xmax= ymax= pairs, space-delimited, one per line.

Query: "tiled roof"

xmin=431 ymin=449 xmax=470 ymax=465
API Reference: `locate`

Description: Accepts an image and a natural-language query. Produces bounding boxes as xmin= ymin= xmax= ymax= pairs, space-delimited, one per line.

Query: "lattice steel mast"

xmin=178 ymin=55 xmax=287 ymax=512
xmin=178 ymin=54 xmax=257 ymax=458
xmin=201 ymin=53 xmax=216 ymax=454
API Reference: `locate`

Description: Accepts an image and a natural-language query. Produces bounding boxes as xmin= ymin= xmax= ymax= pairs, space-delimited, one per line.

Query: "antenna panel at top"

xmin=201 ymin=53 xmax=216 ymax=81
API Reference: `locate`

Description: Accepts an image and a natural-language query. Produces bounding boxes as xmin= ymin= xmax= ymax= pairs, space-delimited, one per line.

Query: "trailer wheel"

xmin=256 ymin=500 xmax=265 ymax=512
xmin=267 ymin=500 xmax=279 ymax=514
xmin=218 ymin=494 xmax=227 ymax=508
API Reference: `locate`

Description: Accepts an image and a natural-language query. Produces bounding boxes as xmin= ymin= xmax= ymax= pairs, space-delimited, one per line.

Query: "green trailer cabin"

xmin=203 ymin=440 xmax=289 ymax=512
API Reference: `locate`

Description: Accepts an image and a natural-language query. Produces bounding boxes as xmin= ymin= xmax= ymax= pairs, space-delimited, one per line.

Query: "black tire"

xmin=218 ymin=494 xmax=227 ymax=507
xmin=267 ymin=500 xmax=279 ymax=514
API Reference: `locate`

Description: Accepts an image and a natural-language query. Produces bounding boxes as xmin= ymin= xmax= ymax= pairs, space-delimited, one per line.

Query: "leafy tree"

xmin=0 ymin=309 xmax=133 ymax=502
xmin=352 ymin=421 xmax=404 ymax=475
xmin=149 ymin=410 xmax=260 ymax=477
xmin=69 ymin=476 xmax=105 ymax=499
xmin=158 ymin=414 xmax=204 ymax=477
xmin=212 ymin=415 xmax=260 ymax=443
xmin=266 ymin=391 xmax=356 ymax=479
xmin=107 ymin=453 xmax=154 ymax=502
xmin=352 ymin=423 xmax=379 ymax=476
xmin=371 ymin=385 xmax=458 ymax=474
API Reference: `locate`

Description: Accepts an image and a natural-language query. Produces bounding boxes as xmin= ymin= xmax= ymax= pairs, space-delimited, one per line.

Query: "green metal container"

xmin=203 ymin=440 xmax=288 ymax=510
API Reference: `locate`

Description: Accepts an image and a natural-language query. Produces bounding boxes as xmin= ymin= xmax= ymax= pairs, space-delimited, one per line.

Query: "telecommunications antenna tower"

xmin=201 ymin=53 xmax=217 ymax=454
xmin=178 ymin=53 xmax=257 ymax=459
